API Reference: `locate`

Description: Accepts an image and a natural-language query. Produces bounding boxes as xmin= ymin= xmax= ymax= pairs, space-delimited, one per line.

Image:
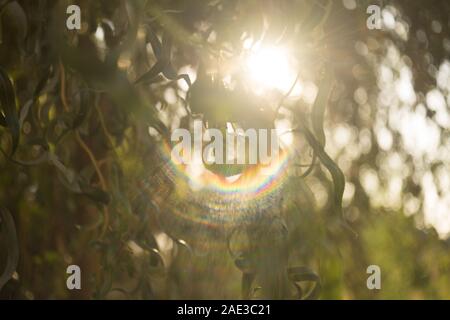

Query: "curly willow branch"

xmin=59 ymin=61 xmax=110 ymax=237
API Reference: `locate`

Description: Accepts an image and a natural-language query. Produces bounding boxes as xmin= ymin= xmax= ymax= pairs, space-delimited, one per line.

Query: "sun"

xmin=244 ymin=44 xmax=298 ymax=94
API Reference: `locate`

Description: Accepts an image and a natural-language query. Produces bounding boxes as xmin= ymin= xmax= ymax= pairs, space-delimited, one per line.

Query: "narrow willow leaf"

xmin=18 ymin=99 xmax=32 ymax=127
xmin=0 ymin=67 xmax=20 ymax=154
xmin=134 ymin=59 xmax=167 ymax=84
xmin=241 ymin=273 xmax=256 ymax=299
xmin=1 ymin=1 xmax=27 ymax=43
xmin=136 ymin=28 xmax=191 ymax=87
xmin=148 ymin=248 xmax=165 ymax=277
xmin=311 ymin=68 xmax=334 ymax=147
xmin=300 ymin=0 xmax=332 ymax=35
xmin=48 ymin=153 xmax=79 ymax=190
xmin=234 ymin=255 xmax=254 ymax=274
xmin=299 ymin=120 xmax=345 ymax=217
xmin=287 ymin=266 xmax=320 ymax=282
xmin=287 ymin=266 xmax=321 ymax=300
xmin=162 ymin=64 xmax=191 ymax=87
xmin=0 ymin=207 xmax=19 ymax=291
xmin=146 ymin=25 xmax=163 ymax=59
xmin=72 ymin=89 xmax=91 ymax=129
xmin=134 ymin=27 xmax=170 ymax=84
xmin=22 ymin=66 xmax=52 ymax=127
xmin=80 ymin=183 xmax=111 ymax=205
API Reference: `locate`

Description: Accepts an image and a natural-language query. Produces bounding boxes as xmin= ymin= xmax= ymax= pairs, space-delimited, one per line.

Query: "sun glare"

xmin=245 ymin=45 xmax=298 ymax=94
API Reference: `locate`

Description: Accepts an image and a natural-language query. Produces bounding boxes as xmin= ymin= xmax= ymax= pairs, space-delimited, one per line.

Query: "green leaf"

xmin=311 ymin=68 xmax=334 ymax=147
xmin=146 ymin=25 xmax=163 ymax=59
xmin=134 ymin=59 xmax=167 ymax=84
xmin=135 ymin=29 xmax=191 ymax=87
xmin=241 ymin=273 xmax=256 ymax=299
xmin=234 ymin=254 xmax=254 ymax=274
xmin=300 ymin=0 xmax=332 ymax=35
xmin=0 ymin=207 xmax=19 ymax=291
xmin=0 ymin=1 xmax=27 ymax=44
xmin=287 ymin=266 xmax=321 ymax=300
xmin=72 ymin=89 xmax=91 ymax=129
xmin=0 ymin=67 xmax=20 ymax=154
xmin=80 ymin=184 xmax=111 ymax=205
xmin=299 ymin=119 xmax=345 ymax=217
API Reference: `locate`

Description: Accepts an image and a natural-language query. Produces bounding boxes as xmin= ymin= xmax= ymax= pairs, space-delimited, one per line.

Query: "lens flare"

xmin=147 ymin=141 xmax=291 ymax=251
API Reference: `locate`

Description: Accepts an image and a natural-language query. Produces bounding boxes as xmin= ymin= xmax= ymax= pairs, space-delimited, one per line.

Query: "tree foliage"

xmin=0 ymin=0 xmax=449 ymax=299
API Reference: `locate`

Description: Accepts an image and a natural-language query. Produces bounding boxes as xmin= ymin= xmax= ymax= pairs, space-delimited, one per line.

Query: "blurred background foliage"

xmin=0 ymin=0 xmax=449 ymax=299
